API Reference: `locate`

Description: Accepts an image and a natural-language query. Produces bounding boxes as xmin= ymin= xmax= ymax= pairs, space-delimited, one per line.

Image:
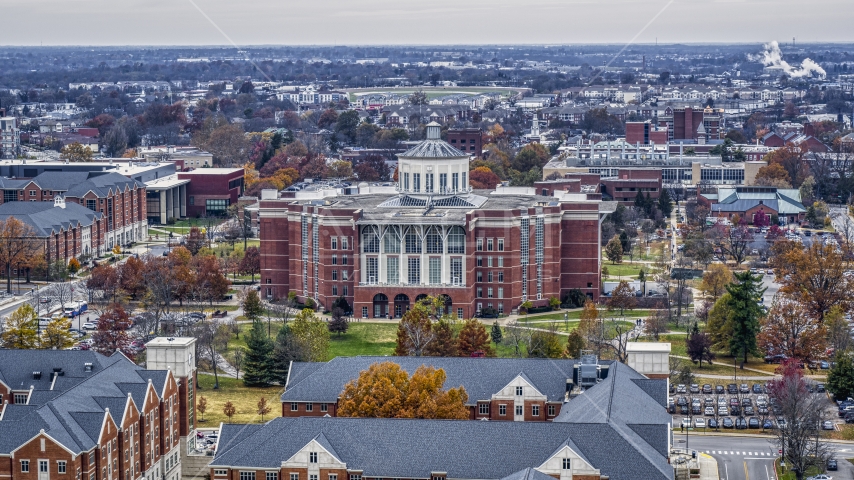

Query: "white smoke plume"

xmin=748 ymin=41 xmax=826 ymax=79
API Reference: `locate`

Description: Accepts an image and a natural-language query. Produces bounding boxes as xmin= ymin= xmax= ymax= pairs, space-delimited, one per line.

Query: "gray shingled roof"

xmin=282 ymin=357 xmax=588 ymax=404
xmin=500 ymin=468 xmax=558 ymax=480
xmin=0 ymin=350 xmax=171 ymax=455
xmin=211 ymin=416 xmax=672 ymax=480
xmin=0 ymin=201 xmax=102 ymax=237
xmin=20 ymin=171 xmax=145 ymax=197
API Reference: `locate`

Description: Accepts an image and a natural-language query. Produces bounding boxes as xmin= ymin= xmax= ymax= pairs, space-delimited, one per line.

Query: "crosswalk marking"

xmin=704 ymin=451 xmax=773 ymax=457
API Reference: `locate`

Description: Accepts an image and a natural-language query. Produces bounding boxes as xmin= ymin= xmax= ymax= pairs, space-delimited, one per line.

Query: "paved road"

xmin=679 ymin=435 xmax=854 ymax=480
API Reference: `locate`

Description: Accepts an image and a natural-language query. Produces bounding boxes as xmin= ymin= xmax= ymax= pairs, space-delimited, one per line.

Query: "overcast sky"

xmin=4 ymin=0 xmax=853 ymax=46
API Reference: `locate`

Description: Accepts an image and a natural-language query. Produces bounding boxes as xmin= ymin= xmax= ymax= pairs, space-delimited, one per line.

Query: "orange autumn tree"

xmin=337 ymin=362 xmax=469 ymax=419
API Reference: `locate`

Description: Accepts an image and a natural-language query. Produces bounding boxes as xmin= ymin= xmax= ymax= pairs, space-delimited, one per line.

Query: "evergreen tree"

xmin=658 ymin=188 xmax=673 ymax=217
xmin=243 ymin=290 xmax=264 ymax=321
xmin=724 ymin=271 xmax=766 ymax=367
xmin=633 ymin=190 xmax=646 ymax=211
xmin=490 ymin=321 xmax=503 ymax=344
xmin=271 ymin=322 xmax=305 ymax=385
xmin=828 ymin=353 xmax=854 ymax=401
xmin=428 ymin=318 xmax=458 ymax=356
xmin=619 ymin=231 xmax=630 ymax=253
xmin=243 ymin=319 xmax=273 ymax=387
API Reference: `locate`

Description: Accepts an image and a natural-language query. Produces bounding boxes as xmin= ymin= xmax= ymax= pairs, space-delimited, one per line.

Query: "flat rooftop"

xmin=178 ymin=168 xmax=243 ymax=175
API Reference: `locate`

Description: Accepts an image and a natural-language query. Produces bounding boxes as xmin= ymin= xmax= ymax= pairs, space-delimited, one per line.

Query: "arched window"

xmin=447 ymin=226 xmax=465 ymax=253
xmin=362 ymin=226 xmax=380 ymax=253
xmin=425 ymin=226 xmax=443 ymax=254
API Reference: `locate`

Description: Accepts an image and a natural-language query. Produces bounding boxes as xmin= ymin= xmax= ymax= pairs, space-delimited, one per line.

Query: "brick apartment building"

xmin=0 ymin=198 xmax=106 ymax=263
xmin=177 ymin=169 xmax=244 ymax=218
xmin=445 ymin=128 xmax=482 ymax=157
xmin=281 ymin=357 xmax=616 ymax=420
xmin=0 ymin=338 xmax=196 ymax=480
xmin=0 ymin=171 xmax=148 ymax=252
xmin=211 ymin=360 xmax=673 ymax=480
xmin=259 ymin=123 xmax=611 ymax=318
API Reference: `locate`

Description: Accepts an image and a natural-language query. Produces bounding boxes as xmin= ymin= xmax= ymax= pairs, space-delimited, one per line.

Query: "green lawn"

xmin=602 ymin=262 xmax=644 ymax=278
xmin=195 ymin=374 xmax=282 ymax=425
xmin=329 ymin=322 xmax=399 ymax=357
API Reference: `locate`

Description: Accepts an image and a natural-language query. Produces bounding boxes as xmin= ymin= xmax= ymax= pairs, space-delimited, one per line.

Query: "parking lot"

xmin=668 ymin=381 xmax=839 ymax=433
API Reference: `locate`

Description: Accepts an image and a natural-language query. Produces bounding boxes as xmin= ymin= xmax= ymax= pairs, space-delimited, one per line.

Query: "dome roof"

xmin=398 ymin=121 xmax=468 ymax=159
xmin=398 ymin=140 xmax=468 ymax=159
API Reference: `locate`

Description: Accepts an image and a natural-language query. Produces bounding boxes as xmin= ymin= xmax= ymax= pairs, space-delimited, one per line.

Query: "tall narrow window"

xmin=387 ymin=256 xmax=399 ymax=284
xmin=450 ymin=258 xmax=462 ymax=285
xmin=413 ymin=173 xmax=421 ymax=192
xmin=429 ymin=257 xmax=441 ymax=285
xmin=439 ymin=173 xmax=447 ymax=193
xmin=452 ymin=172 xmax=459 ymax=192
xmin=366 ymin=257 xmax=378 ymax=284
xmin=408 ymin=257 xmax=420 ymax=284
xmin=404 ymin=173 xmax=410 ymax=191
xmin=425 ymin=173 xmax=434 ymax=193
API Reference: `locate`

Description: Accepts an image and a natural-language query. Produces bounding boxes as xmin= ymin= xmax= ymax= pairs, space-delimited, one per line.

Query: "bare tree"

xmin=832 ymin=210 xmax=854 ymax=258
xmin=502 ymin=320 xmax=529 ymax=357
xmin=194 ymin=319 xmax=230 ymax=389
xmin=709 ymin=223 xmax=754 ymax=265
xmin=232 ymin=349 xmax=244 ymax=380
xmin=45 ymin=282 xmax=75 ymax=313
xmin=769 ymin=362 xmax=833 ymax=480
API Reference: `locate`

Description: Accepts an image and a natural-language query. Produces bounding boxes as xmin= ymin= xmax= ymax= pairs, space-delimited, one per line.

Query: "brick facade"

xmin=260 ymin=198 xmax=602 ymax=316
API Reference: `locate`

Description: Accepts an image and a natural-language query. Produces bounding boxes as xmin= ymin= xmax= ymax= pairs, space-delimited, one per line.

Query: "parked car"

xmin=752 ymin=383 xmax=763 ymax=394
xmin=817 ymin=383 xmax=826 ymax=392
xmin=694 ymin=418 xmax=706 ymax=428
xmin=718 ymin=406 xmax=728 ymax=416
xmin=677 ymin=396 xmax=688 ymax=406
xmin=727 ymin=384 xmax=738 ymax=394
xmin=735 ymin=417 xmax=747 ymax=429
xmin=715 ymin=385 xmax=725 ymax=394
xmin=82 ymin=322 xmax=96 ymax=330
xmin=763 ymin=419 xmax=774 ymax=429
xmin=806 ymin=475 xmax=832 ymax=480
xmin=739 ymin=384 xmax=750 ymax=393
xmin=676 ymin=384 xmax=687 ymax=393
xmin=704 ymin=407 xmax=715 ymax=416
xmin=823 ymin=421 xmax=835 ymax=430
xmin=722 ymin=417 xmax=734 ymax=428
xmin=748 ymin=417 xmax=759 ymax=428
xmin=827 ymin=459 xmax=838 ymax=471
xmin=708 ymin=418 xmax=719 ymax=429
xmin=744 ymin=406 xmax=755 ymax=416
xmin=681 ymin=418 xmax=691 ymax=428
xmin=690 ymin=384 xmax=700 ymax=394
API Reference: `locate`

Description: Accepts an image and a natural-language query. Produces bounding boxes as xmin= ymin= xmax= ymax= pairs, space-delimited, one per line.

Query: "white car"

xmin=681 ymin=418 xmax=691 ymax=428
xmin=82 ymin=322 xmax=96 ymax=330
xmin=694 ymin=418 xmax=706 ymax=428
xmin=808 ymin=475 xmax=832 ymax=480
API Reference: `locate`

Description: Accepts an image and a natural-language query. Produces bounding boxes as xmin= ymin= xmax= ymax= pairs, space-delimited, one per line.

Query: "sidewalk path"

xmin=698 ymin=453 xmax=719 ymax=480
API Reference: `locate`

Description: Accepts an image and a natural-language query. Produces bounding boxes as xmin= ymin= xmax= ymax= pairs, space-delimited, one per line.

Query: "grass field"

xmin=602 ymin=262 xmax=644 ymax=278
xmin=329 ymin=322 xmax=399 ymax=357
xmin=195 ymin=375 xmax=282 ymax=425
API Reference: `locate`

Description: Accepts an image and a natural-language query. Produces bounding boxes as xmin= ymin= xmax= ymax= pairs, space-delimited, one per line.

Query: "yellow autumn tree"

xmin=41 ymin=317 xmax=75 ymax=350
xmin=1 ymin=303 xmax=39 ymax=349
xmin=338 ymin=362 xmax=469 ymax=419
xmin=577 ymin=299 xmax=600 ymax=348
